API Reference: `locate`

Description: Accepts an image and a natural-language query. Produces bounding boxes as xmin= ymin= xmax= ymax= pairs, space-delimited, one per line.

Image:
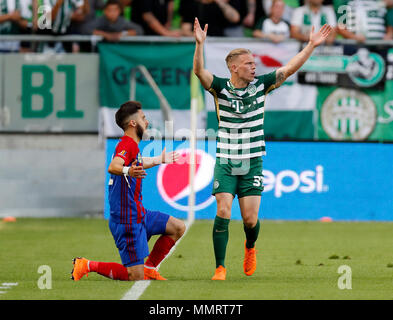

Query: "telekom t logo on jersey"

xmin=231 ymin=100 xmax=244 ymax=113
xmin=230 ymin=99 xmax=257 ymax=113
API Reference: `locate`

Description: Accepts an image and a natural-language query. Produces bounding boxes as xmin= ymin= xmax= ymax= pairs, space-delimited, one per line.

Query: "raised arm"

xmin=274 ymin=24 xmax=332 ymax=89
xmin=193 ymin=17 xmax=213 ymax=90
xmin=142 ymin=148 xmax=179 ymax=169
xmin=108 ymin=157 xmax=147 ymax=179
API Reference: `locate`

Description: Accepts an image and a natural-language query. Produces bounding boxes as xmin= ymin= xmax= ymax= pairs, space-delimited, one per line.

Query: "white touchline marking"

xmin=121 ymin=219 xmax=193 ymax=300
xmin=121 ymin=280 xmax=151 ymax=300
xmin=0 ymin=282 xmax=19 ymax=296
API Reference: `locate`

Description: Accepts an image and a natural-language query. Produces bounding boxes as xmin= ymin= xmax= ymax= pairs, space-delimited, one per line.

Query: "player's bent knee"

xmin=178 ymin=220 xmax=186 ymax=238
xmin=128 ymin=273 xmax=144 ymax=281
xmin=166 ymin=217 xmax=185 ymax=241
xmin=173 ymin=218 xmax=186 ymax=240
xmin=127 ymin=266 xmax=144 ymax=281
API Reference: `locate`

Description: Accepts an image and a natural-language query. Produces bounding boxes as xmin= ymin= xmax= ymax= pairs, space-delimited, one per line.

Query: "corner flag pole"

xmin=188 ymin=97 xmax=197 ymax=225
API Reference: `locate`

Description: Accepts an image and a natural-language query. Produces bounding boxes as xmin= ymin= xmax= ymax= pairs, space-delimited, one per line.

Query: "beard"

xmin=136 ymin=123 xmax=145 ymax=140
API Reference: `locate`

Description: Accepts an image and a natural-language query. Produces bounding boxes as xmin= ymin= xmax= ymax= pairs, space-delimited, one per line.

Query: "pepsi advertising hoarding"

xmin=105 ymin=140 xmax=393 ymax=221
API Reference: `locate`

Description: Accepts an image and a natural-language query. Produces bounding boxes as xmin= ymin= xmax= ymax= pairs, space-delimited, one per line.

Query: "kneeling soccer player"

xmin=71 ymin=101 xmax=185 ymax=281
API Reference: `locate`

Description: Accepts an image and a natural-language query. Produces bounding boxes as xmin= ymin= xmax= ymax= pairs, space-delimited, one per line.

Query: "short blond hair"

xmin=225 ymin=48 xmax=252 ymax=70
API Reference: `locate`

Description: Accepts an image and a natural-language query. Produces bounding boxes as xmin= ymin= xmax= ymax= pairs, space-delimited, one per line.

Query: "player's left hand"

xmin=161 ymin=147 xmax=180 ymax=164
xmin=194 ymin=17 xmax=208 ymax=44
xmin=309 ymin=24 xmax=332 ymax=48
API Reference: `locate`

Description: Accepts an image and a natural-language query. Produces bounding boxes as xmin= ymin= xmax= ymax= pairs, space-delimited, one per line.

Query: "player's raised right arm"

xmin=193 ymin=17 xmax=213 ymax=90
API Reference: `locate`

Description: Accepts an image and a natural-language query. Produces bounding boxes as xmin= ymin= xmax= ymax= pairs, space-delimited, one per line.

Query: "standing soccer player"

xmin=193 ymin=17 xmax=332 ymax=280
xmin=71 ymin=101 xmax=185 ymax=281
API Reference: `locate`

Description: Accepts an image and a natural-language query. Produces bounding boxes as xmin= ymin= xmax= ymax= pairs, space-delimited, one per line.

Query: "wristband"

xmin=122 ymin=166 xmax=130 ymax=176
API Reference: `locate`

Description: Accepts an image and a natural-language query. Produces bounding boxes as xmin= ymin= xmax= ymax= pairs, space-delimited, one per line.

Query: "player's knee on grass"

xmin=127 ymin=265 xmax=144 ymax=281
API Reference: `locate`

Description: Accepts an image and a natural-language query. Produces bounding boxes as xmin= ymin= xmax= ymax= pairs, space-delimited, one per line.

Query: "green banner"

xmin=265 ymin=111 xmax=315 ymax=140
xmin=97 ymin=42 xmax=393 ymax=142
xmin=309 ymin=47 xmax=393 ymax=142
xmin=98 ymin=42 xmax=195 ymax=110
xmin=299 ymin=45 xmax=388 ymax=90
xmin=316 ymin=82 xmax=393 ymax=141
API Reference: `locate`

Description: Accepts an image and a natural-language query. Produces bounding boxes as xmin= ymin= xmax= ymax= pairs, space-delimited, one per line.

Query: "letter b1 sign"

xmin=1 ymin=54 xmax=99 ymax=132
xmin=22 ymin=65 xmax=83 ymax=119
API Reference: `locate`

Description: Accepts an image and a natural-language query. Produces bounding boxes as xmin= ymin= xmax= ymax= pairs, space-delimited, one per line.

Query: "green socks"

xmin=244 ymin=220 xmax=260 ymax=249
xmin=213 ymin=217 xmax=260 ymax=268
xmin=212 ymin=216 xmax=230 ymax=268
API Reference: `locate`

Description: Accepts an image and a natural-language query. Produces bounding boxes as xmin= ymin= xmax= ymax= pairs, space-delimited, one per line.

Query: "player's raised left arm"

xmin=273 ymin=24 xmax=332 ymax=89
xmin=142 ymin=148 xmax=179 ymax=169
xmin=108 ymin=157 xmax=147 ymax=179
xmin=193 ymin=17 xmax=214 ymax=90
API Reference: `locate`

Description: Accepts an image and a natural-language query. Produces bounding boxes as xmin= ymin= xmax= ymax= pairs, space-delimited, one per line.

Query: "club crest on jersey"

xmin=247 ymin=84 xmax=257 ymax=95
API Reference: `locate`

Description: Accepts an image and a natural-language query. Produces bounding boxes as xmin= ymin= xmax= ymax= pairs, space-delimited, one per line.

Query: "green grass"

xmin=1 ymin=218 xmax=393 ymax=300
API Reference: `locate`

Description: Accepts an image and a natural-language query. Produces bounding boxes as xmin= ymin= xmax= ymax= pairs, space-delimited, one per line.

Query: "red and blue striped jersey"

xmin=108 ymin=135 xmax=146 ymax=224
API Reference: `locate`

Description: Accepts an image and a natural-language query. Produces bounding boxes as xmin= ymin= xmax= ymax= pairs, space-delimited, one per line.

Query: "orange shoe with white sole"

xmin=71 ymin=257 xmax=89 ymax=281
xmin=243 ymin=241 xmax=257 ymax=276
xmin=211 ymin=265 xmax=226 ymax=280
xmin=144 ymin=266 xmax=167 ymax=280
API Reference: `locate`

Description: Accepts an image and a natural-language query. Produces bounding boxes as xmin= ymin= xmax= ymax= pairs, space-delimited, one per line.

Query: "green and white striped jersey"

xmin=291 ymin=4 xmax=337 ymax=36
xmin=208 ymin=71 xmax=276 ymax=160
xmin=0 ymin=0 xmax=21 ymax=34
xmin=0 ymin=0 xmax=21 ymax=51
xmin=344 ymin=0 xmax=387 ymax=40
xmin=43 ymin=0 xmax=83 ymax=34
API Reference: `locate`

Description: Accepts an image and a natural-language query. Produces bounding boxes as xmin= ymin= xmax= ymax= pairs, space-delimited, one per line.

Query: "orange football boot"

xmin=243 ymin=241 xmax=257 ymax=276
xmin=211 ymin=265 xmax=226 ymax=280
xmin=144 ymin=266 xmax=167 ymax=280
xmin=71 ymin=257 xmax=89 ymax=281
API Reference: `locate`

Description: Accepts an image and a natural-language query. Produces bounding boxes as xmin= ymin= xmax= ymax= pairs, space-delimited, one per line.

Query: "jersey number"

xmin=253 ymin=176 xmax=263 ymax=187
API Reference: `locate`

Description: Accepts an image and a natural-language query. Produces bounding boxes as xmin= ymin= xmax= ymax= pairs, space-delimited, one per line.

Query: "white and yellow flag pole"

xmin=188 ymin=72 xmax=205 ymax=225
xmin=188 ymin=96 xmax=197 ymax=225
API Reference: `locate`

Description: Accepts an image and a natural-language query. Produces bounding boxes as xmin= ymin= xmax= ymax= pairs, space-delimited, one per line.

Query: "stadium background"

xmin=1 ymin=0 xmax=393 ymax=303
xmin=0 ymin=0 xmax=392 ymax=222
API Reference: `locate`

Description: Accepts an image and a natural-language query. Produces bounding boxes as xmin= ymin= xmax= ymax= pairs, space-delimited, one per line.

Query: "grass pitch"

xmin=1 ymin=218 xmax=393 ymax=300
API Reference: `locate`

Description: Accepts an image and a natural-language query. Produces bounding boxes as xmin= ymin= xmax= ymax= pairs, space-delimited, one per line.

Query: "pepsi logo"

xmin=157 ymin=149 xmax=215 ymax=211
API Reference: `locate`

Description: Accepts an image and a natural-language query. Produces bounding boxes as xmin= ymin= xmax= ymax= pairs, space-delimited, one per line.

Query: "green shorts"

xmin=212 ymin=157 xmax=264 ymax=198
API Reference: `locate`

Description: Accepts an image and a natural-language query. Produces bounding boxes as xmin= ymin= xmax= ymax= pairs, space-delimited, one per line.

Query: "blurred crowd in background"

xmin=0 ymin=0 xmax=392 ymax=52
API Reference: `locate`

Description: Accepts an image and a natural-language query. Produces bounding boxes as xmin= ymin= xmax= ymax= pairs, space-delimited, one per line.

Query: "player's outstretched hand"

xmin=194 ymin=17 xmax=208 ymax=44
xmin=309 ymin=24 xmax=332 ymax=48
xmin=161 ymin=147 xmax=179 ymax=164
xmin=129 ymin=160 xmax=147 ymax=179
